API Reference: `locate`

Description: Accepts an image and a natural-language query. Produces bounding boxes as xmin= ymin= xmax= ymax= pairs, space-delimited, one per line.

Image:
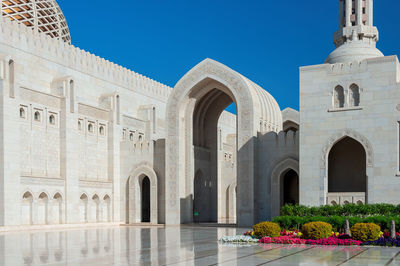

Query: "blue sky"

xmin=59 ymin=0 xmax=400 ymax=113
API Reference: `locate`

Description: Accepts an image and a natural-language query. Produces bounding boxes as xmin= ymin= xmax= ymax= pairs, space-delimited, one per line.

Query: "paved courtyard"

xmin=1 ymin=225 xmax=400 ymax=265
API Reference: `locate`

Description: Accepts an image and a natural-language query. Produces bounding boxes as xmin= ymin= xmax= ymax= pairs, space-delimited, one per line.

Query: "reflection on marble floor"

xmin=1 ymin=225 xmax=400 ymax=265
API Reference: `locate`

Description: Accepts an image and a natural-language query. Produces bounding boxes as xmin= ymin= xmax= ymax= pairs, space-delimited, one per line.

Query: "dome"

xmin=325 ymin=40 xmax=383 ymax=64
xmin=1 ymin=0 xmax=71 ymax=43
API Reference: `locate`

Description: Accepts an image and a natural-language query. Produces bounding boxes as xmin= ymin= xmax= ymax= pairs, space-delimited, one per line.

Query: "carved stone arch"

xmin=321 ymin=129 xmax=373 ymax=169
xmin=80 ymin=192 xmax=89 ymax=200
xmin=22 ymin=189 xmax=35 ymax=200
xmin=38 ymin=191 xmax=50 ymax=201
xmin=52 ymin=191 xmax=64 ymax=201
xmin=165 ymin=58 xmax=282 ymax=226
xmin=320 ymin=129 xmax=373 ymax=204
xmin=270 ymin=158 xmax=299 ymax=218
xmin=128 ymin=163 xmax=158 ymax=224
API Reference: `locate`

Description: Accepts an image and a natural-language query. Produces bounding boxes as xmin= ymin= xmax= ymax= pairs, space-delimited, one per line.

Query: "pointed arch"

xmin=37 ymin=192 xmax=49 ymax=224
xmin=80 ymin=193 xmax=88 ymax=223
xmin=271 ymin=158 xmax=299 ymax=217
xmin=127 ymin=163 xmax=158 ymax=224
xmin=21 ymin=191 xmax=33 ymax=225
xmin=321 ymin=129 xmax=373 ymax=205
xmin=92 ymin=194 xmax=100 ymax=222
xmin=103 ymin=194 xmax=111 ymax=222
xmin=52 ymin=192 xmax=63 ymax=224
xmin=165 ymin=58 xmax=282 ymax=226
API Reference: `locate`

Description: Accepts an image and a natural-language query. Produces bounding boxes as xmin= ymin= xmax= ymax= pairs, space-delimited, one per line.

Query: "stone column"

xmin=345 ymin=0 xmax=352 ymax=27
xmin=366 ymin=0 xmax=373 ymax=26
xmin=356 ymin=0 xmax=363 ymax=25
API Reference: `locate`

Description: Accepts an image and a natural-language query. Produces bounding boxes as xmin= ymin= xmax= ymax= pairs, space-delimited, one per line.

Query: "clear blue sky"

xmin=59 ymin=0 xmax=400 ymax=113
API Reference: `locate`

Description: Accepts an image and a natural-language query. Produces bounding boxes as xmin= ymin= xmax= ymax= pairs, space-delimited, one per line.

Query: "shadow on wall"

xmin=150 ymin=129 xmax=299 ymax=226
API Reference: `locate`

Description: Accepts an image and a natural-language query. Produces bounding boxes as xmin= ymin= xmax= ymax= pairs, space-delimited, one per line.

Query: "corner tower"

xmin=325 ymin=0 xmax=383 ymax=64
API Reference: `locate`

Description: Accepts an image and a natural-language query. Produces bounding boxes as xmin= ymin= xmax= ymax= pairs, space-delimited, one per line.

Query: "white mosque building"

xmin=0 ymin=0 xmax=398 ymax=228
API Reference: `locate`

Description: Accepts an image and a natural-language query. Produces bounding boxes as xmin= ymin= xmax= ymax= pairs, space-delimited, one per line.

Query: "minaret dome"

xmin=325 ymin=0 xmax=383 ymax=64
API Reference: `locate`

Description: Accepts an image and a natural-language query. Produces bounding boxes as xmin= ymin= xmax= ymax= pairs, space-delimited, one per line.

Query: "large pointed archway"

xmin=165 ymin=59 xmax=282 ymax=226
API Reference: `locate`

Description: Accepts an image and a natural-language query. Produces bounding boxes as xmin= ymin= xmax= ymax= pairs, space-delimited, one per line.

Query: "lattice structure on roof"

xmin=1 ymin=0 xmax=71 ymax=43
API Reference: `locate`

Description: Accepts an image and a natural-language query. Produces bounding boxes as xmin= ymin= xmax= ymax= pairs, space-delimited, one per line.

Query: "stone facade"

xmin=0 ymin=0 xmax=398 ymax=229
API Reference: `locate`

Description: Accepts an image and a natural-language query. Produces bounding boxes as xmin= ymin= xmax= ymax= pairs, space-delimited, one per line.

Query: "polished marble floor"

xmin=1 ymin=225 xmax=400 ymax=265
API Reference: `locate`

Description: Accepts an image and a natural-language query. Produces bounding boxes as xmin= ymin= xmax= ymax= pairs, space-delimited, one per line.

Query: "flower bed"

xmin=219 ymin=218 xmax=400 ymax=247
xmin=259 ymin=236 xmax=306 ymax=244
xmin=363 ymin=237 xmax=400 ymax=247
xmin=305 ymin=237 xmax=362 ymax=246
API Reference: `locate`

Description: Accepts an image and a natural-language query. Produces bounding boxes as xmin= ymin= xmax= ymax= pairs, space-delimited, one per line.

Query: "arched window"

xmin=22 ymin=192 xmax=33 ymax=225
xmin=349 ymin=84 xmax=360 ymax=107
xmin=38 ymin=192 xmax=49 ymax=224
xmin=9 ymin=60 xmax=14 ymax=98
xmin=103 ymin=195 xmax=111 ymax=222
xmin=99 ymin=125 xmax=105 ymax=136
xmin=53 ymin=193 xmax=63 ymax=224
xmin=334 ymin=86 xmax=345 ymax=108
xmin=80 ymin=194 xmax=88 ymax=223
xmin=34 ymin=111 xmax=41 ymax=122
xmin=129 ymin=132 xmax=134 ymax=141
xmin=138 ymin=135 xmax=143 ymax=142
xmin=49 ymin=114 xmax=55 ymax=125
xmin=78 ymin=120 xmax=82 ymax=131
xmin=88 ymin=123 xmax=94 ymax=133
xmin=70 ymin=80 xmax=75 ymax=113
xmin=20 ymin=107 xmax=25 ymax=118
xmin=92 ymin=194 xmax=100 ymax=222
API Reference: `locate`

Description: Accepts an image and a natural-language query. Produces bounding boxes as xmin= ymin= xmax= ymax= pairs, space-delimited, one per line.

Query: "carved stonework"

xmin=321 ymin=129 xmax=374 ymax=169
xmin=165 ymin=59 xmax=283 ymax=226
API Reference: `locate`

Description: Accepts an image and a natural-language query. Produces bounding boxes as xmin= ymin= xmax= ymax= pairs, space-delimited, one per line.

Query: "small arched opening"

xmin=127 ymin=165 xmax=158 ymax=224
xmin=53 ymin=193 xmax=62 ymax=224
xmin=20 ymin=107 xmax=25 ymax=119
xmin=280 ymin=169 xmax=299 ymax=207
xmin=9 ymin=60 xmax=14 ymax=98
xmin=349 ymin=84 xmax=360 ymax=107
xmin=37 ymin=192 xmax=49 ymax=224
xmin=92 ymin=195 xmax=100 ymax=222
xmin=34 ymin=111 xmax=41 ymax=122
xmin=141 ymin=177 xmax=150 ymax=223
xmin=334 ymin=85 xmax=345 ymax=108
xmin=80 ymin=194 xmax=88 ymax=223
xmin=103 ymin=195 xmax=111 ymax=222
xmin=22 ymin=192 xmax=33 ymax=225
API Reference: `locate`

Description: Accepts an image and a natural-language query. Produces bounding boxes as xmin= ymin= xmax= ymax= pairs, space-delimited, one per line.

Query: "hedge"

xmin=281 ymin=204 xmax=400 ymax=217
xmin=272 ymin=215 xmax=400 ymax=232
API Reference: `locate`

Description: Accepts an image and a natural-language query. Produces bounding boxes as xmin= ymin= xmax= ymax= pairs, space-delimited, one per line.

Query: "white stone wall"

xmin=300 ymin=56 xmax=400 ymax=206
xmin=0 ymin=17 xmax=296 ymax=227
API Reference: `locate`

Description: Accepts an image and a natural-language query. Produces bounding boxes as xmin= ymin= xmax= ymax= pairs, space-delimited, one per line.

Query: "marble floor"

xmin=1 ymin=225 xmax=400 ymax=265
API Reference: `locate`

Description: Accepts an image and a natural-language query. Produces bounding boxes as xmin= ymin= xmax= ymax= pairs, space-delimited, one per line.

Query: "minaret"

xmin=325 ymin=0 xmax=383 ymax=64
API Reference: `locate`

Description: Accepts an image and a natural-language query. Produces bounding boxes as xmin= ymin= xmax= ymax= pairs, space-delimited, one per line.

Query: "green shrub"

xmin=253 ymin=221 xmax=281 ymax=238
xmin=301 ymin=221 xmax=332 ymax=240
xmin=280 ymin=203 xmax=400 ymax=217
xmin=273 ymin=215 xmax=400 ymax=232
xmin=351 ymin=223 xmax=381 ymax=242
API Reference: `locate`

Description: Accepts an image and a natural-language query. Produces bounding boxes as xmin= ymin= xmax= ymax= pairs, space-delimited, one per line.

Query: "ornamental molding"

xmin=321 ymin=128 xmax=373 ymax=169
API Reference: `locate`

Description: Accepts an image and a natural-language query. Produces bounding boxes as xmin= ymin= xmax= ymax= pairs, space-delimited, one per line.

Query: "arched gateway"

xmin=165 ymin=59 xmax=282 ymax=226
